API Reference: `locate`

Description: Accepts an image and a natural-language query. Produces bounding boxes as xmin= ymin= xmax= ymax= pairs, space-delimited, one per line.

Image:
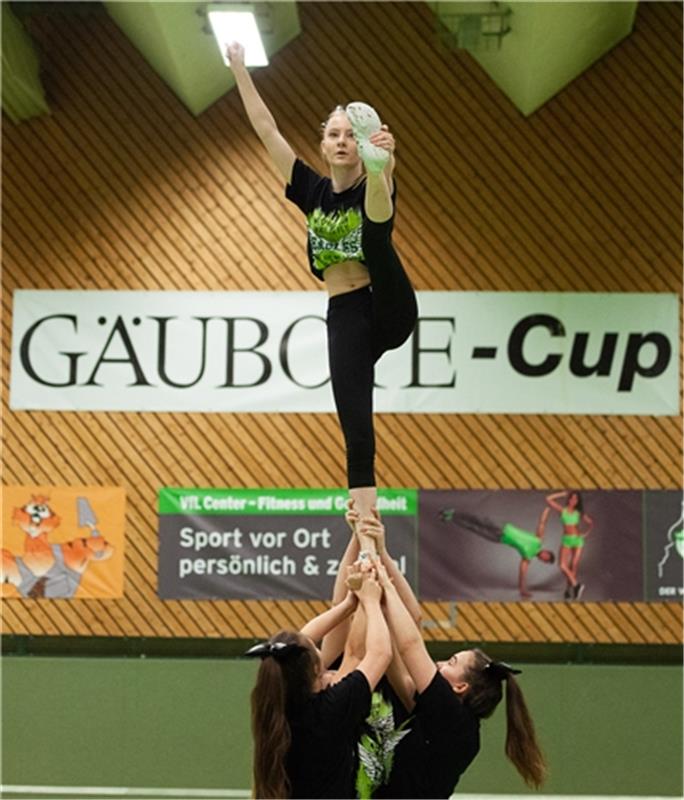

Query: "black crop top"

xmin=285 ymin=158 xmax=395 ymax=281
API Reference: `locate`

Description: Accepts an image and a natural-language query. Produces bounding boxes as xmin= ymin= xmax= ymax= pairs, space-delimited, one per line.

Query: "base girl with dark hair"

xmin=248 ymin=572 xmax=391 ymax=798
xmin=359 ymin=518 xmax=547 ymax=798
xmin=227 ymin=43 xmax=417 ymax=530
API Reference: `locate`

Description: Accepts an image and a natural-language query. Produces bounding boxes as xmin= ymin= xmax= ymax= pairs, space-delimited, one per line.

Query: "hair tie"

xmin=485 ymin=660 xmax=522 ymax=679
xmin=244 ymin=641 xmax=303 ymax=660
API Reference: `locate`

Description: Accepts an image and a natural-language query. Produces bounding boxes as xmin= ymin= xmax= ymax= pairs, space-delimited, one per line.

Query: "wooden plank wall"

xmin=2 ymin=2 xmax=682 ymax=645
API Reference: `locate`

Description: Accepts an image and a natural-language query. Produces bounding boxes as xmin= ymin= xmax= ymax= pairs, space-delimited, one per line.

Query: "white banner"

xmin=10 ymin=290 xmax=679 ymax=414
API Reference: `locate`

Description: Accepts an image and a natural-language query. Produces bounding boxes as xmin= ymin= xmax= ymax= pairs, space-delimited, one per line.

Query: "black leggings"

xmin=326 ymin=218 xmax=417 ymax=488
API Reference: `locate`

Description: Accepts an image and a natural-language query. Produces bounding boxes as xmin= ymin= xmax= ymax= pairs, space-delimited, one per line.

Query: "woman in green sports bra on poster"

xmin=546 ymin=490 xmax=594 ymax=600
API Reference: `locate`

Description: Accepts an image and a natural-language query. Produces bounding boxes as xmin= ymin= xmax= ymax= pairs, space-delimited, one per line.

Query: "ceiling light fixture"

xmin=207 ymin=5 xmax=268 ymax=67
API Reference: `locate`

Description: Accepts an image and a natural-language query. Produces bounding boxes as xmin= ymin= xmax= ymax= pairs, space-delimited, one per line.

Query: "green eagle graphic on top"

xmin=308 ymin=207 xmax=364 ymax=272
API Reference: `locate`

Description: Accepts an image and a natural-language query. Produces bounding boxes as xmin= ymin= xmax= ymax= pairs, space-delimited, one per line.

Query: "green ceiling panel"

xmin=104 ymin=1 xmax=300 ymax=116
xmin=434 ymin=1 xmax=638 ymax=116
xmin=2 ymin=3 xmax=50 ymax=123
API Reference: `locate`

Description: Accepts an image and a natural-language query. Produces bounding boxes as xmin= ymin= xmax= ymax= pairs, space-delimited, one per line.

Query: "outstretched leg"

xmin=355 ymin=121 xmax=416 ymax=359
xmin=362 ymin=218 xmax=417 ymax=360
xmin=441 ymin=510 xmax=503 ymax=544
xmin=365 ymin=171 xmax=394 ymax=223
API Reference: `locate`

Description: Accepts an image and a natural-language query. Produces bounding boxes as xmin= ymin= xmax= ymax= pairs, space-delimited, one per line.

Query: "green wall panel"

xmin=1 ymin=657 xmax=257 ymax=792
xmin=2 ymin=657 xmax=682 ymax=796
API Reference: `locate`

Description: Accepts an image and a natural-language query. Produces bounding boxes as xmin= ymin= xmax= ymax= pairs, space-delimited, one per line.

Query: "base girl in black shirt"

xmin=248 ymin=569 xmax=391 ymax=798
xmin=362 ymin=518 xmax=548 ymax=798
xmin=227 ymin=43 xmax=417 ymax=525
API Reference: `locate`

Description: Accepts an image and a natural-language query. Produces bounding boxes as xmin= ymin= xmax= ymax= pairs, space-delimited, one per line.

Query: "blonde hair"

xmin=320 ymin=105 xmax=346 ymax=133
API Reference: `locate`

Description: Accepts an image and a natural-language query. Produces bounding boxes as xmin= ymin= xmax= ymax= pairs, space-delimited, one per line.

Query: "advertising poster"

xmin=158 ymin=487 xmax=418 ymax=600
xmin=418 ymin=489 xmax=643 ymax=602
xmin=1 ymin=485 xmax=126 ymax=599
xmin=644 ymin=490 xmax=684 ymax=601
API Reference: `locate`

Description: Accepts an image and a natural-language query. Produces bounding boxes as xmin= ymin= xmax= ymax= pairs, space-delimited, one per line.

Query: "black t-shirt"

xmin=285 ymin=158 xmax=395 ymax=281
xmin=285 ymin=669 xmax=372 ymax=798
xmin=372 ymin=680 xmax=424 ymax=800
xmin=377 ymin=671 xmax=481 ymax=799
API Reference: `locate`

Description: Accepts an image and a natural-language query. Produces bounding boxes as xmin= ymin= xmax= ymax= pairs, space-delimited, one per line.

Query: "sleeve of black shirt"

xmin=320 ymin=669 xmax=372 ymax=732
xmin=414 ymin=671 xmax=475 ymax=743
xmin=285 ymin=158 xmax=322 ymax=214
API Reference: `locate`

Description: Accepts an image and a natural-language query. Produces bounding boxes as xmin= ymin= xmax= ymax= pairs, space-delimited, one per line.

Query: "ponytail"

xmin=503 ymin=675 xmax=547 ymax=789
xmin=249 ymin=630 xmax=319 ymax=799
xmin=464 ymin=649 xmax=547 ymax=789
xmin=251 ymin=657 xmax=291 ymax=799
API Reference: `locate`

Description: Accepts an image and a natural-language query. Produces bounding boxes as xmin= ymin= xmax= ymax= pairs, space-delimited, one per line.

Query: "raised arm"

xmin=333 ymin=598 xmax=367 ymax=682
xmin=226 ymin=42 xmax=295 ymax=184
xmin=330 ymin=577 xmax=412 ymax=701
xmin=354 ymin=570 xmax=392 ymax=690
xmin=536 ymin=506 xmax=551 ymax=541
xmin=384 ymin=646 xmax=417 ymax=713
xmin=518 ymin=559 xmax=531 ymax=599
xmin=545 ymin=491 xmax=567 ymax=512
xmin=300 ymin=591 xmax=356 ymax=644
xmin=377 ymin=563 xmax=436 ymax=694
xmin=320 ymin=503 xmax=361 ymax=667
xmin=359 ymin=514 xmax=421 ymax=625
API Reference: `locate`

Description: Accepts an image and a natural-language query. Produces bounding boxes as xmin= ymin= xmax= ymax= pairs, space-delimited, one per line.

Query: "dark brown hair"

xmin=250 ymin=630 xmax=319 ymax=799
xmin=567 ymin=490 xmax=584 ymax=513
xmin=463 ymin=649 xmax=547 ymax=789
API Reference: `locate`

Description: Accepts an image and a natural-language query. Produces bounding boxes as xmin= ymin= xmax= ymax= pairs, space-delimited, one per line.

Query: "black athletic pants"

xmin=326 ymin=217 xmax=417 ymax=488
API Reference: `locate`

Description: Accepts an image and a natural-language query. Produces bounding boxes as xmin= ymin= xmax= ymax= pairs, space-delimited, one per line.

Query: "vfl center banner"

xmin=158 ymin=487 xmax=418 ymax=600
xmin=10 ymin=290 xmax=679 ymax=414
xmin=2 ymin=485 xmax=126 ymax=599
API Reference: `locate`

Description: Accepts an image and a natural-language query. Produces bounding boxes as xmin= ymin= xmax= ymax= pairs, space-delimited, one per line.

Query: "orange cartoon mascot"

xmin=2 ymin=495 xmax=114 ymax=598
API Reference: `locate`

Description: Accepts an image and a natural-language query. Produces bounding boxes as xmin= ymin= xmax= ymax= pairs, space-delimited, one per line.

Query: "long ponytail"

xmin=464 ymin=649 xmax=547 ymax=789
xmin=503 ymin=675 xmax=547 ymax=789
xmin=249 ymin=630 xmax=319 ymax=799
xmin=251 ymin=657 xmax=291 ymax=799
